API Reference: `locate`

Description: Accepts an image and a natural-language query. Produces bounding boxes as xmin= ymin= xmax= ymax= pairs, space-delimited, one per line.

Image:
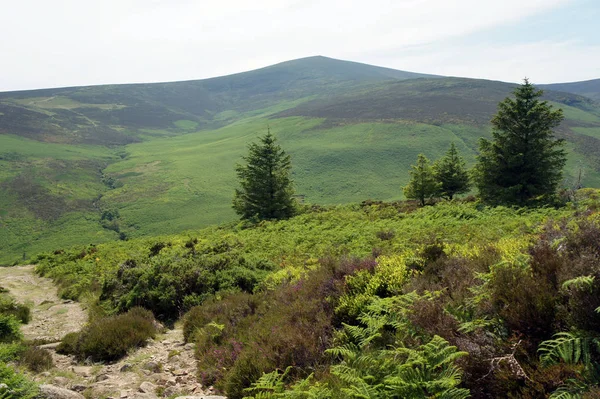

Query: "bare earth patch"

xmin=0 ymin=265 xmax=86 ymax=341
xmin=0 ymin=265 xmax=215 ymax=398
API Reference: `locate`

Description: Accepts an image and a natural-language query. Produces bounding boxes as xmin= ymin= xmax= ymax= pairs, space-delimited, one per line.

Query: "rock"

xmin=139 ymin=381 xmax=157 ymax=394
xmin=184 ymin=343 xmax=194 ymax=351
xmin=39 ymin=342 xmax=61 ymax=350
xmin=39 ymin=384 xmax=85 ymax=399
xmin=95 ymin=373 xmax=110 ymax=382
xmin=163 ymin=386 xmax=179 ymax=397
xmin=72 ymin=366 xmax=93 ymax=377
xmin=174 ymin=396 xmax=227 ymax=399
xmin=132 ymin=393 xmax=159 ymax=399
xmin=172 ymin=369 xmax=187 ymax=376
xmin=71 ymin=384 xmax=87 ymax=392
xmin=52 ymin=377 xmax=70 ymax=387
xmin=120 ymin=363 xmax=133 ymax=372
xmin=144 ymin=361 xmax=162 ymax=373
xmin=168 ymin=355 xmax=181 ymax=364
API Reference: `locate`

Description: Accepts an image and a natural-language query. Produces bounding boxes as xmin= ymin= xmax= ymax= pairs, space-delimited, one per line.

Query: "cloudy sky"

xmin=1 ymin=0 xmax=598 ymax=92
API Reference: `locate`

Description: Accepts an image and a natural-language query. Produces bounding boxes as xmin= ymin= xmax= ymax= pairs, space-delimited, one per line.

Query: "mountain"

xmin=541 ymin=78 xmax=600 ymax=102
xmin=0 ymin=56 xmax=437 ymax=145
xmin=1 ymin=56 xmax=599 ymax=264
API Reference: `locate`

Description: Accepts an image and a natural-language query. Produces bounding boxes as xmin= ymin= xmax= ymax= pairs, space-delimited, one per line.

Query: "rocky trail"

xmin=0 ymin=265 xmax=225 ymax=399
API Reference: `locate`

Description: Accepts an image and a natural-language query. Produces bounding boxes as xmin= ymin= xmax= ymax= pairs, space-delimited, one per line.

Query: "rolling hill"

xmin=541 ymin=78 xmax=600 ymax=102
xmin=1 ymin=56 xmax=599 ymax=264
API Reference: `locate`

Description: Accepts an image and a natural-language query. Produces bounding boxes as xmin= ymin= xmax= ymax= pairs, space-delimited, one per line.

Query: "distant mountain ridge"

xmin=541 ymin=78 xmax=600 ymax=102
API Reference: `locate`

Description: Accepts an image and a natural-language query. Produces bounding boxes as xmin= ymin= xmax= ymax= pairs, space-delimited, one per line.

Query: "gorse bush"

xmin=57 ymin=307 xmax=157 ymax=362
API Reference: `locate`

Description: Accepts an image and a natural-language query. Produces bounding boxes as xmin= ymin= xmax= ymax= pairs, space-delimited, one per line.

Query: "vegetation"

xmin=434 ymin=143 xmax=471 ymax=200
xmin=475 ymin=79 xmax=567 ymax=206
xmin=403 ymin=154 xmax=440 ymax=206
xmin=233 ymin=131 xmax=296 ymax=220
xmin=0 ymin=292 xmax=39 ymax=398
xmin=57 ymin=307 xmax=158 ymax=362
xmin=29 ymin=189 xmax=600 ymax=397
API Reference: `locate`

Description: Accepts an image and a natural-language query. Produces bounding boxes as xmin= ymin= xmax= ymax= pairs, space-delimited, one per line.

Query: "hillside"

xmin=23 ymin=192 xmax=600 ymax=398
xmin=1 ymin=56 xmax=600 ymax=263
xmin=541 ymin=78 xmax=600 ymax=102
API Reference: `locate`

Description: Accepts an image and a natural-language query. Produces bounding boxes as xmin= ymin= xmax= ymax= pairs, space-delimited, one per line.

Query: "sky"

xmin=0 ymin=0 xmax=598 ymax=92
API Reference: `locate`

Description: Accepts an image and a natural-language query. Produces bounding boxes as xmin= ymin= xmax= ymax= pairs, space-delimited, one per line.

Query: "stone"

xmin=38 ymin=384 xmax=85 ymax=399
xmin=132 ymin=393 xmax=159 ymax=399
xmin=95 ymin=374 xmax=110 ymax=382
xmin=144 ymin=361 xmax=162 ymax=373
xmin=72 ymin=366 xmax=93 ymax=377
xmin=171 ymin=369 xmax=187 ymax=376
xmin=139 ymin=381 xmax=157 ymax=394
xmin=52 ymin=377 xmax=70 ymax=387
xmin=184 ymin=343 xmax=194 ymax=351
xmin=120 ymin=363 xmax=133 ymax=372
xmin=71 ymin=384 xmax=87 ymax=392
xmin=163 ymin=386 xmax=177 ymax=397
xmin=173 ymin=396 xmax=227 ymax=399
xmin=39 ymin=342 xmax=61 ymax=350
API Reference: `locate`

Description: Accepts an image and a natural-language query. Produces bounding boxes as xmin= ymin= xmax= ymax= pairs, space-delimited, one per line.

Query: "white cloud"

xmin=0 ymin=0 xmax=591 ymax=91
xmin=379 ymin=40 xmax=600 ymax=83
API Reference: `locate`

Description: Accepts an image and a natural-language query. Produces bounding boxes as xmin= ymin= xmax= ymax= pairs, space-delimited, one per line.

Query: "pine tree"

xmin=233 ymin=130 xmax=296 ymax=220
xmin=434 ymin=143 xmax=471 ymax=200
xmin=474 ymin=79 xmax=566 ymax=205
xmin=403 ymin=154 xmax=440 ymax=206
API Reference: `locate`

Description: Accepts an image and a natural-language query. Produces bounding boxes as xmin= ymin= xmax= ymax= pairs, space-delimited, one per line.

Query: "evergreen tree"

xmin=233 ymin=130 xmax=296 ymax=220
xmin=434 ymin=143 xmax=471 ymax=200
xmin=474 ymin=79 xmax=566 ymax=205
xmin=403 ymin=154 xmax=440 ymax=206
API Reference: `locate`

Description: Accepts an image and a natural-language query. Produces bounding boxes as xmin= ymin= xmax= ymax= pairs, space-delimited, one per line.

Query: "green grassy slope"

xmin=1 ymin=57 xmax=600 ymax=264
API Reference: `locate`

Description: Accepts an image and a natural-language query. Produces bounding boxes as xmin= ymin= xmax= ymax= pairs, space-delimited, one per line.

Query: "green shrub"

xmin=57 ymin=307 xmax=157 ymax=362
xmin=0 ymin=296 xmax=31 ymax=324
xmin=0 ymin=315 xmax=22 ymax=343
xmin=0 ymin=342 xmax=25 ymax=362
xmin=0 ymin=362 xmax=38 ymax=399
xmin=100 ymin=252 xmax=274 ymax=321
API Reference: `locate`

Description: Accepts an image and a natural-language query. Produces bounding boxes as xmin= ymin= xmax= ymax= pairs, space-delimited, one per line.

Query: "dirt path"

xmin=0 ymin=265 xmax=86 ymax=341
xmin=0 ymin=265 xmax=216 ymax=398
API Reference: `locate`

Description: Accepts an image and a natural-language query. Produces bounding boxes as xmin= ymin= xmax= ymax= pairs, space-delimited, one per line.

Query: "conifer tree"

xmin=474 ymin=79 xmax=566 ymax=205
xmin=403 ymin=154 xmax=440 ymax=206
xmin=434 ymin=143 xmax=471 ymax=200
xmin=233 ymin=130 xmax=296 ymax=220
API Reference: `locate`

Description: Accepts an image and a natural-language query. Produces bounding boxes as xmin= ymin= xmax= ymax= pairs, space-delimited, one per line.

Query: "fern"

xmin=562 ymin=275 xmax=595 ymax=292
xmin=548 ymin=379 xmax=588 ymax=399
xmin=538 ymin=332 xmax=594 ymax=367
xmin=539 ymin=333 xmax=600 ymax=398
